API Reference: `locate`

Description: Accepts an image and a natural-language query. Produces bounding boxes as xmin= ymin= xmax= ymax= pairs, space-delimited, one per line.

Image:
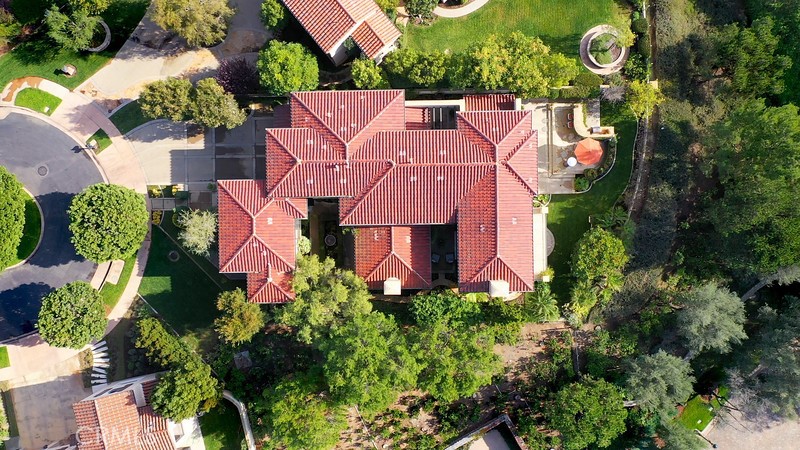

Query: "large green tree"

xmin=67 ymin=0 xmax=110 ymax=14
xmin=276 ymin=255 xmax=372 ymax=344
xmin=0 ymin=166 xmax=26 ymax=270
xmin=191 ymin=78 xmax=247 ymax=129
xmin=351 ymin=57 xmax=389 ymax=89
xmin=68 ymin=183 xmax=148 ymax=263
xmin=37 ymin=281 xmax=106 ymax=348
xmin=571 ymin=227 xmax=629 ymax=288
xmin=152 ymin=0 xmax=233 ymax=47
xmin=624 ymin=350 xmax=695 ymax=418
xmin=45 ymin=5 xmax=100 ymax=52
xmin=546 ymin=377 xmax=628 ymax=450
xmin=151 ymin=359 xmax=219 ymax=421
xmin=658 ymin=419 xmax=705 ymax=450
xmin=626 ymin=79 xmax=665 ymax=119
xmin=450 ymin=32 xmax=580 ymax=98
xmin=676 ymin=283 xmax=747 ymax=355
xmin=139 ymin=78 xmax=193 ymax=122
xmin=257 ymin=373 xmax=347 ymax=450
xmin=260 ymin=0 xmax=288 ymax=31
xmin=214 ymin=288 xmax=265 ymax=345
xmin=708 ymin=99 xmax=800 ymax=273
xmin=320 ymin=312 xmax=420 ymax=415
xmin=412 ymin=320 xmax=502 ymax=402
xmin=383 ymin=48 xmax=448 ymax=87
xmin=257 ymin=40 xmax=319 ymax=96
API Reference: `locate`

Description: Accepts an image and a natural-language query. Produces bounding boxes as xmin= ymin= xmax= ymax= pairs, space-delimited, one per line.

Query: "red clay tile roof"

xmin=219 ymin=89 xmax=539 ymax=301
xmin=404 ymin=107 xmax=431 ymax=130
xmin=73 ymin=391 xmax=175 ymax=450
xmin=464 ymin=94 xmax=517 ymax=111
xmin=355 ymin=226 xmax=432 ymax=289
xmin=281 ymin=0 xmax=399 ymax=59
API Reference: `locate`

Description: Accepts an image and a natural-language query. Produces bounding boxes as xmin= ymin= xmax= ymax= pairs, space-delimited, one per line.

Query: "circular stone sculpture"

xmin=587 ymin=31 xmax=626 ymax=69
xmin=86 ymin=20 xmax=111 ymax=53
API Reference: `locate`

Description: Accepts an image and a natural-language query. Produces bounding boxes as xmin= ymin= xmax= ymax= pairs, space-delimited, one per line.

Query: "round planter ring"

xmin=86 ymin=20 xmax=111 ymax=53
xmin=587 ymin=30 xmax=626 ymax=69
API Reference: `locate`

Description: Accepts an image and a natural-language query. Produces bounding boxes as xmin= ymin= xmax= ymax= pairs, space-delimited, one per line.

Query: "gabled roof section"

xmin=464 ymin=94 xmax=516 ymax=111
xmin=351 ymin=12 xmax=402 ymax=59
xmin=217 ymin=180 xmax=306 ymax=275
xmin=355 ymin=226 xmax=431 ymax=289
xmin=247 ymin=269 xmax=294 ymax=303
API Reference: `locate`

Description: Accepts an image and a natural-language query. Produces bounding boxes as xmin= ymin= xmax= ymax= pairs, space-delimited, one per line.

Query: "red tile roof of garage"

xmin=220 ymin=89 xmax=538 ymax=302
xmin=281 ymin=0 xmax=400 ymax=59
xmin=355 ymin=226 xmax=432 ymax=289
xmin=465 ymin=94 xmax=517 ymax=111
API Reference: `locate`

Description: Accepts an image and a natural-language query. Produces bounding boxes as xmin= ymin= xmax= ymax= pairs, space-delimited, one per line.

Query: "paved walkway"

xmin=705 ymin=410 xmax=800 ymax=449
xmin=222 ymin=390 xmax=256 ymax=450
xmin=579 ymin=25 xmax=629 ymax=75
xmin=434 ymin=0 xmax=491 ymax=18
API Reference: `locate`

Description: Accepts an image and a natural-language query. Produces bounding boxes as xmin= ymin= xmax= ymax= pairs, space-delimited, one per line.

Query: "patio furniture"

xmin=575 ymin=138 xmax=604 ymax=166
xmin=431 ymin=253 xmax=441 ymax=264
xmin=445 ymin=253 xmax=455 ymax=264
xmin=567 ymin=112 xmax=574 ymax=120
xmin=324 ymin=234 xmax=337 ymax=247
xmin=567 ymin=120 xmax=574 ymax=129
xmin=566 ymin=157 xmax=578 ymax=167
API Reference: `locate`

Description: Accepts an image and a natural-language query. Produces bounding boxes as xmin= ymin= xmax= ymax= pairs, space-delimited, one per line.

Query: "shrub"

xmin=215 ymin=57 xmax=259 ymax=95
xmin=191 ymin=78 xmax=246 ymax=128
xmin=352 ymin=57 xmax=390 ymax=89
xmin=260 ymin=0 xmax=288 ymax=31
xmin=176 ymin=209 xmax=217 ymax=257
xmin=214 ymin=288 xmax=265 ymax=345
xmin=139 ymin=78 xmax=193 ymax=121
xmin=0 ymin=8 xmax=21 ymax=47
xmin=152 ymin=0 xmax=233 ymax=47
xmin=257 ymin=40 xmax=319 ymax=96
xmin=297 ymin=235 xmax=311 ymax=255
xmin=584 ymin=168 xmax=599 ymax=182
xmin=574 ymin=176 xmax=590 ymax=191
xmin=68 ymin=184 xmax=149 ymax=263
xmin=632 ymin=17 xmax=648 ymax=34
xmin=637 ymin=34 xmax=651 ymax=56
xmin=38 ymin=281 xmax=107 ymax=349
xmin=623 ymin=52 xmax=649 ymax=81
xmin=0 ymin=166 xmax=25 ymax=270
xmin=405 ymin=0 xmax=437 ymax=20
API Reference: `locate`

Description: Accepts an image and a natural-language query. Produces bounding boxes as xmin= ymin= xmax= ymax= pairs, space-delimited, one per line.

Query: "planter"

xmin=85 ymin=20 xmax=111 ymax=53
xmin=587 ymin=31 xmax=626 ymax=69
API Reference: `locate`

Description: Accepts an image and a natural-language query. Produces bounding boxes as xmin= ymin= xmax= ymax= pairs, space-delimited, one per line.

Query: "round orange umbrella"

xmin=574 ymin=138 xmax=604 ymax=165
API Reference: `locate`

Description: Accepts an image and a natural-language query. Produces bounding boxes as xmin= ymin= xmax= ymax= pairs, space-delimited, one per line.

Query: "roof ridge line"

xmin=253 ymin=234 xmax=294 ymax=271
xmin=338 ymin=161 xmax=394 ymax=224
xmin=456 ymin=112 xmax=497 ymax=160
xmin=291 ymin=93 xmax=349 ymax=154
xmin=344 ymin=90 xmax=405 ymax=151
xmin=220 ymin=234 xmax=256 ymax=273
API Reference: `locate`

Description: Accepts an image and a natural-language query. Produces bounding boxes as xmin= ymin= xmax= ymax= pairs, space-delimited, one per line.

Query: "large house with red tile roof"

xmin=64 ymin=374 xmax=204 ymax=450
xmin=218 ymin=90 xmax=550 ymax=303
xmin=280 ymin=0 xmax=401 ymax=65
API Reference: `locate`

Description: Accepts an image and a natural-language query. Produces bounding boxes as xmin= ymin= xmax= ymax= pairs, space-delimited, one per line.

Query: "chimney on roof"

xmin=489 ymin=280 xmax=510 ymax=298
xmin=384 ymin=277 xmax=401 ymax=296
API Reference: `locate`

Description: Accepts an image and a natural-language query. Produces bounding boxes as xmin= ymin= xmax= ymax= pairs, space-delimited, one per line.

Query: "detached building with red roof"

xmin=280 ymin=0 xmax=401 ymax=65
xmin=218 ymin=90 xmax=550 ymax=302
xmin=63 ymin=374 xmax=205 ymax=450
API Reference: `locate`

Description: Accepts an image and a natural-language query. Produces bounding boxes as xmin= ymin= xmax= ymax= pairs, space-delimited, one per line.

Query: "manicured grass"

xmin=678 ymin=387 xmax=730 ymax=431
xmin=13 ymin=88 xmax=61 ymax=115
xmin=0 ymin=0 xmax=148 ymax=91
xmin=99 ymin=252 xmax=137 ymax=310
xmin=404 ymin=0 xmax=631 ymax=57
xmin=138 ymin=226 xmax=242 ymax=353
xmin=88 ymin=129 xmax=113 ymax=153
xmin=546 ymin=102 xmax=636 ymax=301
xmin=0 ymin=346 xmax=10 ymax=369
xmin=109 ymin=101 xmax=149 ymax=134
xmin=200 ymin=402 xmax=246 ymax=450
xmin=6 ymin=192 xmax=42 ymax=269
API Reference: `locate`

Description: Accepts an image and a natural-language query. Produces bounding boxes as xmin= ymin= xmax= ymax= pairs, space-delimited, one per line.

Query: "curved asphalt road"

xmin=0 ymin=112 xmax=103 ymax=340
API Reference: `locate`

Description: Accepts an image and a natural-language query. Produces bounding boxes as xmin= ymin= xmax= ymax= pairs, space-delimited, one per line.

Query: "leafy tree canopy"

xmin=352 ymin=57 xmax=390 ymax=89
xmin=177 ymin=209 xmax=217 ymax=257
xmin=404 ymin=0 xmax=436 ymax=20
xmin=191 ymin=77 xmax=246 ymax=129
xmin=546 ymin=377 xmax=628 ymax=450
xmin=139 ymin=77 xmax=193 ymax=122
xmin=215 ymin=57 xmax=259 ymax=95
xmin=708 ymin=99 xmax=800 ymax=273
xmin=571 ymin=227 xmax=629 ymax=289
xmin=0 ymin=166 xmax=25 ymax=270
xmin=276 ymin=255 xmax=372 ymax=344
xmin=523 ymin=283 xmax=561 ymax=323
xmin=260 ymin=0 xmax=288 ymax=30
xmin=624 ymin=350 xmax=695 ymax=418
xmin=384 ymin=48 xmax=449 ymax=87
xmin=412 ymin=320 xmax=502 ymax=402
xmin=45 ymin=5 xmax=100 ymax=52
xmin=152 ymin=0 xmax=233 ymax=47
xmin=37 ymin=281 xmax=106 ymax=348
xmin=657 ymin=419 xmax=706 ymax=450
xmin=151 ymin=359 xmax=219 ymax=421
xmin=68 ymin=183 xmax=148 ymax=263
xmin=257 ymin=40 xmax=319 ymax=96
xmin=257 ymin=372 xmax=347 ymax=450
xmin=67 ymin=0 xmax=110 ymax=14
xmin=626 ymin=79 xmax=665 ymax=119
xmin=676 ymin=283 xmax=747 ymax=355
xmin=214 ymin=288 xmax=265 ymax=345
xmin=409 ymin=289 xmax=480 ymax=327
xmin=320 ymin=312 xmax=420 ymax=415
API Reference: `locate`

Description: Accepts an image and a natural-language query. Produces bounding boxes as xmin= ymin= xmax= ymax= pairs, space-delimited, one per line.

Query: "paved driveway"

xmin=0 ymin=112 xmax=103 ymax=339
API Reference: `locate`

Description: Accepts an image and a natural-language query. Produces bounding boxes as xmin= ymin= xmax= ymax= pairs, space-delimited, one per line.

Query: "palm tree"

xmin=525 ymin=283 xmax=561 ymax=322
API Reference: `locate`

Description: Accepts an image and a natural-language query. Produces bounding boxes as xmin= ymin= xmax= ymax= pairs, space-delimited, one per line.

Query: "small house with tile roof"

xmin=217 ymin=90 xmax=550 ymax=303
xmin=280 ymin=0 xmax=401 ymax=65
xmin=63 ymin=374 xmax=205 ymax=450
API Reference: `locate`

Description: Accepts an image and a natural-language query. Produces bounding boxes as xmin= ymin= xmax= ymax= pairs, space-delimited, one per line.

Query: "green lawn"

xmin=13 ymin=88 xmax=61 ymax=115
xmin=109 ymin=101 xmax=149 ymax=134
xmin=88 ymin=129 xmax=113 ymax=153
xmin=678 ymin=387 xmax=730 ymax=431
xmin=0 ymin=346 xmax=10 ymax=369
xmin=199 ymin=403 xmax=246 ymax=450
xmin=138 ymin=226 xmax=242 ymax=353
xmin=6 ymin=192 xmax=42 ymax=269
xmin=0 ymin=0 xmax=148 ymax=91
xmin=404 ymin=0 xmax=631 ymax=57
xmin=546 ymin=102 xmax=637 ymax=301
xmin=99 ymin=252 xmax=138 ymax=310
